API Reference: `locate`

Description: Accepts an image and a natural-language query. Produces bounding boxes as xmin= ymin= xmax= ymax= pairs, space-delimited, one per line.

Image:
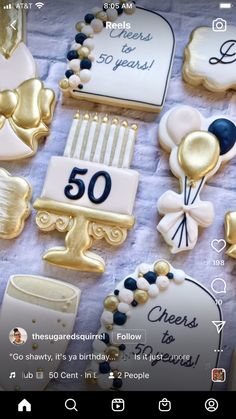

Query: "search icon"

xmin=65 ymin=398 xmax=78 ymax=412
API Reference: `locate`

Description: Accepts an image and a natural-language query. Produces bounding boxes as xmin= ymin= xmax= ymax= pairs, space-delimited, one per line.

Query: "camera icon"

xmin=212 ymin=18 xmax=227 ymax=32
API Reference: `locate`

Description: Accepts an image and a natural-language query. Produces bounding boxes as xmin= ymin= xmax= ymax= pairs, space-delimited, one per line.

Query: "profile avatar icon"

xmin=9 ymin=327 xmax=27 ymax=345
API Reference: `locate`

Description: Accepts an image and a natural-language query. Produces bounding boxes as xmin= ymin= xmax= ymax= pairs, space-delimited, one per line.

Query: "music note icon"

xmin=9 ymin=371 xmax=16 ymax=379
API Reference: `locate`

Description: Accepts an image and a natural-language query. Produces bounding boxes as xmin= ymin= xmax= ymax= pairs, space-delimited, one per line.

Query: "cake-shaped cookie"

xmin=34 ymin=112 xmax=139 ymax=272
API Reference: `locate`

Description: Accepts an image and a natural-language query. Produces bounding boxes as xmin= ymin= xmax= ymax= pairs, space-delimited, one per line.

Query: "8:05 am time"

xmin=103 ymin=2 xmax=134 ymax=10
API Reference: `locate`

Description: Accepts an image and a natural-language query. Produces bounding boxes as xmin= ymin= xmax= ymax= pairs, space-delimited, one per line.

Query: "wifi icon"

xmin=35 ymin=2 xmax=44 ymax=9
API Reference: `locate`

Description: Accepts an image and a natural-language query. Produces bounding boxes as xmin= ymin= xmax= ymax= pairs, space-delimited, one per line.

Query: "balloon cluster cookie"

xmin=0 ymin=6 xmax=55 ymax=160
xmin=59 ymin=1 xmax=175 ymax=112
xmin=157 ymin=106 xmax=236 ymax=253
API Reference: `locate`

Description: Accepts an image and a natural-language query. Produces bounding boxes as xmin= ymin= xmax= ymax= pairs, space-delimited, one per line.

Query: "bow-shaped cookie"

xmin=0 ymin=78 xmax=55 ymax=158
xmin=158 ymin=190 xmax=214 ymax=249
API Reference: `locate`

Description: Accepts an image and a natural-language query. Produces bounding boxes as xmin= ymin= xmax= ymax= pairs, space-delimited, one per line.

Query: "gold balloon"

xmin=178 ymin=131 xmax=220 ymax=182
xmin=134 ymin=290 xmax=148 ymax=304
xmin=105 ymin=346 xmax=120 ymax=360
xmin=59 ymin=78 xmax=69 ymax=90
xmin=85 ymin=370 xmax=97 ymax=384
xmin=104 ymin=295 xmax=119 ymax=312
xmin=78 ymin=46 xmax=90 ymax=57
xmin=96 ymin=11 xmax=108 ymax=21
xmin=105 ymin=324 xmax=113 ymax=331
xmin=154 ymin=260 xmax=170 ymax=275
xmin=75 ymin=21 xmax=85 ymax=32
xmin=225 ymin=211 xmax=236 ymax=259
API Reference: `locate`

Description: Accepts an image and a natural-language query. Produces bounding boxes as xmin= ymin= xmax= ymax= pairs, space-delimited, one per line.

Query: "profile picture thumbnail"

xmin=9 ymin=327 xmax=27 ymax=346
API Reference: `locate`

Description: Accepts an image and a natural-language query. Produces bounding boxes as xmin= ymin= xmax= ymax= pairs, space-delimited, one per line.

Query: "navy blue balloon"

xmin=101 ymin=333 xmax=110 ymax=344
xmin=143 ymin=271 xmax=157 ymax=284
xmin=65 ymin=70 xmax=74 ymax=79
xmin=124 ymin=277 xmax=137 ymax=291
xmin=99 ymin=362 xmax=110 ymax=374
xmin=67 ymin=50 xmax=78 ymax=61
xmin=208 ymin=118 xmax=236 ymax=155
xmin=113 ymin=311 xmax=127 ymax=326
xmin=113 ymin=378 xmax=123 ymax=389
xmin=75 ymin=32 xmax=87 ymax=44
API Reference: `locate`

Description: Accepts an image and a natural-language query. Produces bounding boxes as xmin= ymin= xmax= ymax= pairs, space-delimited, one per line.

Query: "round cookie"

xmin=87 ymin=259 xmax=222 ymax=391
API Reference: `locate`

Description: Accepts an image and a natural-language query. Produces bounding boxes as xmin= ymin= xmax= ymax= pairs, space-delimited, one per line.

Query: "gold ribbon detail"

xmin=0 ymin=78 xmax=55 ymax=151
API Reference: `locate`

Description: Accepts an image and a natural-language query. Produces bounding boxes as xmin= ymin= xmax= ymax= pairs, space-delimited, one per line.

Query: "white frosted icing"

xmin=42 ymin=156 xmax=139 ymax=215
xmin=68 ymin=8 xmax=175 ymax=110
xmin=0 ymin=43 xmax=36 ymax=90
xmin=0 ymin=119 xmax=32 ymax=159
xmin=184 ymin=26 xmax=236 ymax=91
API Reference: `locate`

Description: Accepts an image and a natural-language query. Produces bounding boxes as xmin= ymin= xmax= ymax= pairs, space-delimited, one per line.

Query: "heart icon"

xmin=211 ymin=239 xmax=226 ymax=253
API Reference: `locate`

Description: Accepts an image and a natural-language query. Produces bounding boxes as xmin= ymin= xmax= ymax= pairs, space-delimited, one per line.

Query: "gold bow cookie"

xmin=0 ymin=78 xmax=55 ymax=153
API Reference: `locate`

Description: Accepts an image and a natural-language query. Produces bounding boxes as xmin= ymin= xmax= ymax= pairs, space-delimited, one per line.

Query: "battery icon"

xmin=219 ymin=2 xmax=232 ymax=8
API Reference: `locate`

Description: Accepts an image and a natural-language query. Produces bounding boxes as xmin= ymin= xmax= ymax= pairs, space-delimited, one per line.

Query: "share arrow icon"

xmin=212 ymin=321 xmax=226 ymax=334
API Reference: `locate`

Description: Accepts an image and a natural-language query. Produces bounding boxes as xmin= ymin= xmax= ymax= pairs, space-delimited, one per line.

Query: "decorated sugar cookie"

xmin=0 ymin=5 xmax=55 ymax=160
xmin=0 ymin=168 xmax=31 ymax=239
xmin=225 ymin=211 xmax=236 ymax=259
xmin=0 ymin=275 xmax=80 ymax=391
xmin=157 ymin=106 xmax=236 ymax=253
xmin=183 ymin=25 xmax=236 ymax=92
xmin=59 ymin=1 xmax=175 ymax=112
xmin=34 ymin=112 xmax=139 ymax=272
xmin=87 ymin=259 xmax=223 ymax=391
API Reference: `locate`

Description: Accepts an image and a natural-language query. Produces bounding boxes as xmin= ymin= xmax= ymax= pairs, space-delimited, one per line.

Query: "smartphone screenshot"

xmin=0 ymin=0 xmax=236 ymax=416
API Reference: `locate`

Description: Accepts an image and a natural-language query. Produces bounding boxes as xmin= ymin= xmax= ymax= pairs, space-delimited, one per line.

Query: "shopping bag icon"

xmin=158 ymin=398 xmax=171 ymax=412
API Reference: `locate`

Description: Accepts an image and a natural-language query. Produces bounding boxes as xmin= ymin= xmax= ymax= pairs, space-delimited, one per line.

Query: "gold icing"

xmin=105 ymin=346 xmax=120 ymax=360
xmin=104 ymin=296 xmax=119 ymax=312
xmin=59 ymin=78 xmax=69 ymax=90
xmin=75 ymin=21 xmax=85 ymax=32
xmin=134 ymin=290 xmax=149 ymax=304
xmin=0 ymin=168 xmax=31 ymax=239
xmin=154 ymin=260 xmax=170 ymax=276
xmin=225 ymin=211 xmax=236 ymax=259
xmin=178 ymin=131 xmax=220 ymax=182
xmin=0 ymin=79 xmax=56 ymax=156
xmin=34 ymin=198 xmax=134 ymax=273
xmin=0 ymin=4 xmax=25 ymax=58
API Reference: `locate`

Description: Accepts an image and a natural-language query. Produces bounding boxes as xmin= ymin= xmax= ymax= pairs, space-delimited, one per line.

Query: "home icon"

xmin=18 ymin=399 xmax=31 ymax=412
